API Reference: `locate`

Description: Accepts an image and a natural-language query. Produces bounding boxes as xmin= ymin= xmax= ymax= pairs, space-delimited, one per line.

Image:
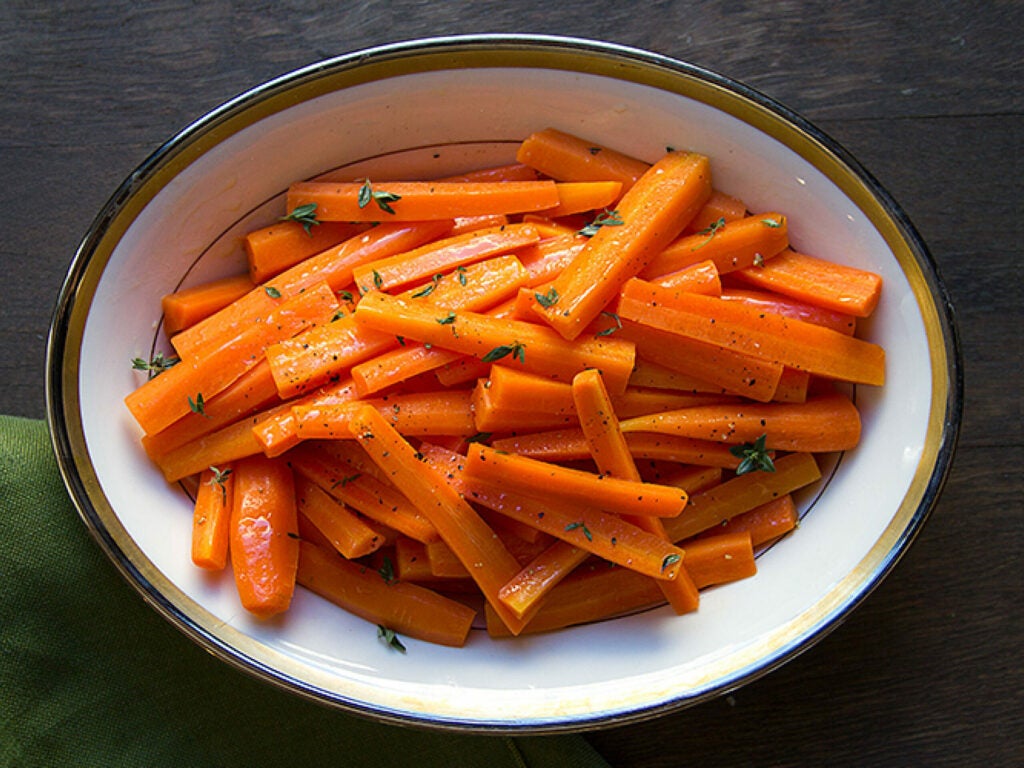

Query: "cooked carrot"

xmin=684 ymin=190 xmax=748 ymax=234
xmin=191 ymin=464 xmax=234 ymax=570
xmin=693 ymin=494 xmax=799 ymax=548
xmin=619 ymin=391 xmax=861 ymax=452
xmin=293 ymin=473 xmax=384 ymax=559
xmin=126 ymin=281 xmax=338 ymax=435
xmin=286 ymin=180 xmax=560 ymax=222
xmin=532 ymin=150 xmax=712 ymax=340
xmin=533 ymin=181 xmax=623 ymax=218
xmin=172 ymin=220 xmax=452 ymax=361
xmin=244 ymin=220 xmax=367 ymax=283
xmin=162 ymin=274 xmax=254 ymax=336
xmin=228 ymin=454 xmax=300 ymax=618
xmin=437 ymin=162 xmax=542 ymax=183
xmin=617 ymin=278 xmax=886 ymax=386
xmin=663 ymin=452 xmax=821 ymax=542
xmin=426 ymin=540 xmax=472 ymax=579
xmin=719 ymin=288 xmax=857 ymax=336
xmin=352 ymin=290 xmax=637 ymax=394
xmin=350 ymin=223 xmax=539 ymax=294
xmin=732 ymin=250 xmax=883 ymax=317
xmin=515 ymin=127 xmax=649 ymax=192
xmin=772 ymin=367 xmax=812 ymax=404
xmin=641 ymin=213 xmax=788 ymax=279
xmin=394 ymin=536 xmax=435 ymax=582
xmin=572 ymin=369 xmax=700 ymax=614
xmin=292 ymin=389 xmax=477 ymax=439
xmin=296 ymin=540 xmax=476 ymax=647
xmin=652 ymin=259 xmax=722 ymax=295
xmin=464 ymin=444 xmax=689 ymax=519
xmin=627 ymin=358 xmax=727 ymax=394
xmin=251 ymin=376 xmax=359 ymax=458
xmin=498 ymin=540 xmax=588 ymax=621
xmin=346 ymin=406 xmax=529 ymax=635
xmin=680 ymin=531 xmax=757 ymax=589
xmin=519 ymin=215 xmax=580 ymax=238
xmin=350 ymin=345 xmax=465 ymax=397
xmin=515 ymin=232 xmax=589 ymax=284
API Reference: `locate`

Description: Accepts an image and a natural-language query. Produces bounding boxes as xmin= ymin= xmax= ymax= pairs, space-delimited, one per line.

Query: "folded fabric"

xmin=0 ymin=415 xmax=611 ymax=768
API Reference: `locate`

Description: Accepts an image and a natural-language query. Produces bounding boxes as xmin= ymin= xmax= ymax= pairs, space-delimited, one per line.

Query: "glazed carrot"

xmin=191 ymin=464 xmax=234 ymax=570
xmin=719 ymin=288 xmax=857 ymax=335
xmin=162 ymin=274 xmax=254 ymax=336
xmin=426 ymin=540 xmax=472 ymax=579
xmin=533 ymin=181 xmax=623 ymax=218
xmin=350 ymin=223 xmax=539 ymax=293
xmin=293 ymin=473 xmax=384 ymax=559
xmin=693 ymin=495 xmax=799 ymax=548
xmin=679 ymin=531 xmax=757 ymax=589
xmin=616 ymin=319 xmax=783 ymax=402
xmin=438 ymin=162 xmax=542 ymax=183
xmin=350 ymin=344 xmax=465 ymax=397
xmin=251 ymin=376 xmax=359 ymax=458
xmin=572 ymin=369 xmax=700 ymax=614
xmin=346 ymin=406 xmax=528 ymax=635
xmin=352 ymin=290 xmax=637 ymax=394
xmin=433 ymin=355 xmax=492 ymax=388
xmin=663 ymin=452 xmax=821 ymax=542
xmin=520 ymin=215 xmax=580 ymax=238
xmin=126 ymin=281 xmax=338 ymax=435
xmin=617 ymin=278 xmax=886 ymax=386
xmin=515 ymin=232 xmax=588 ymax=283
xmin=772 ymin=367 xmax=812 ymax=404
xmin=394 ymin=536 xmax=435 ymax=582
xmin=627 ymin=358 xmax=727 ymax=394
xmin=641 ymin=213 xmax=788 ymax=279
xmin=619 ymin=391 xmax=861 ymax=452
xmin=643 ymin=465 xmax=724 ymax=495
xmin=684 ymin=190 xmax=748 ymax=234
xmin=296 ymin=540 xmax=476 ymax=647
xmin=172 ymin=220 xmax=452 ymax=361
xmin=732 ymin=250 xmax=883 ymax=318
xmin=498 ymin=540 xmax=588 ymax=621
xmin=464 ymin=444 xmax=689 ymax=519
xmin=229 ymin=454 xmax=300 ymax=618
xmin=286 ymin=180 xmax=560 ymax=222
xmin=532 ymin=150 xmax=712 ymax=340
xmin=449 ymin=213 xmax=511 ymax=235
xmin=292 ymin=389 xmax=477 ymax=439
xmin=244 ymin=220 xmax=367 ymax=283
xmin=652 ymin=259 xmax=722 ymax=295
xmin=515 ymin=128 xmax=649 ymax=192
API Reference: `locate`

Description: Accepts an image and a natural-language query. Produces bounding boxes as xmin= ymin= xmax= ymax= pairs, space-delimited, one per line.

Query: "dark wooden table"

xmin=2 ymin=2 xmax=1020 ymax=765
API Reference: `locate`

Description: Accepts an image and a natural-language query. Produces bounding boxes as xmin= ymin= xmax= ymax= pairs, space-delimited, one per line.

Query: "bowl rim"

xmin=45 ymin=33 xmax=963 ymax=732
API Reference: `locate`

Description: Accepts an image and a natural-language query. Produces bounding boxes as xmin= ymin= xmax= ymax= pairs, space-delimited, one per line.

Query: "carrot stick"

xmin=296 ymin=540 xmax=476 ymax=647
xmin=434 ymin=355 xmax=492 ymax=388
xmin=680 ymin=531 xmax=757 ymax=589
xmin=346 ymin=406 xmax=529 ymax=635
xmin=684 ymin=190 xmax=748 ymax=234
xmin=532 ymin=150 xmax=712 ymax=340
xmin=286 ymin=180 xmax=560 ymax=222
xmin=125 ymin=281 xmax=339 ymax=435
xmin=464 ymin=444 xmax=689 ymax=519
xmin=352 ymin=290 xmax=637 ymax=395
xmin=172 ymin=220 xmax=452 ymax=361
xmin=293 ymin=473 xmax=385 ymax=559
xmin=350 ymin=223 xmax=539 ymax=294
xmin=426 ymin=540 xmax=472 ymax=579
xmin=162 ymin=274 xmax=254 ymax=336
xmin=719 ymin=287 xmax=857 ymax=336
xmin=515 ymin=232 xmax=589 ymax=284
xmin=533 ymin=181 xmax=623 ymax=218
xmin=693 ymin=495 xmax=799 ymax=548
xmin=627 ymin=358 xmax=727 ymax=394
xmin=641 ymin=213 xmax=789 ymax=279
xmin=394 ymin=536 xmax=435 ymax=582
xmin=228 ymin=454 xmax=300 ymax=618
xmin=663 ymin=452 xmax=821 ymax=542
xmin=617 ymin=278 xmax=886 ymax=386
xmin=652 ymin=259 xmax=722 ymax=295
xmin=731 ymin=250 xmax=884 ymax=317
xmin=191 ymin=464 xmax=234 ymax=570
xmin=437 ymin=162 xmax=542 ymax=183
xmin=251 ymin=376 xmax=359 ymax=458
xmin=244 ymin=220 xmax=367 ymax=283
xmin=292 ymin=390 xmax=477 ymax=439
xmin=350 ymin=345 xmax=465 ymax=397
xmin=572 ymin=369 xmax=700 ymax=614
xmin=515 ymin=128 xmax=649 ymax=192
xmin=498 ymin=540 xmax=588 ymax=621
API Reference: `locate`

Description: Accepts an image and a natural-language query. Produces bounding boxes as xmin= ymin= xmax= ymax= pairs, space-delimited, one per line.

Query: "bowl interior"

xmin=50 ymin=39 xmax=955 ymax=731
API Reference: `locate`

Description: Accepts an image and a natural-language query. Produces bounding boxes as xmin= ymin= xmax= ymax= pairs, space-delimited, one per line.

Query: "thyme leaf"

xmin=279 ymin=202 xmax=319 ymax=235
xmin=729 ymin=434 xmax=776 ymax=475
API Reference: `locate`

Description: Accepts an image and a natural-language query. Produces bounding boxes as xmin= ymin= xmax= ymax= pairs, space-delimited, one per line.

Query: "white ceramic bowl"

xmin=47 ymin=35 xmax=961 ymax=732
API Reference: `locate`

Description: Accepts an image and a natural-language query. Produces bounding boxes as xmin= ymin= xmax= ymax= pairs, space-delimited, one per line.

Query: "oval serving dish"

xmin=46 ymin=35 xmax=961 ymax=732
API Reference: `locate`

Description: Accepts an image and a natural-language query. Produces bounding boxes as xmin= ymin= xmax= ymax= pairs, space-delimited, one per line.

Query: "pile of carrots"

xmin=127 ymin=127 xmax=885 ymax=648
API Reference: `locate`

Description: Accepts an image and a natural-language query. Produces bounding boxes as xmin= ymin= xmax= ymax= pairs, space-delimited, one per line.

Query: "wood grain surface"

xmin=1 ymin=2 xmax=1020 ymax=765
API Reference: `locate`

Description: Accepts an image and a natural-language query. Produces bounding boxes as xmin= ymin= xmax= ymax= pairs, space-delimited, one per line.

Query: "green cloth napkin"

xmin=0 ymin=416 xmax=611 ymax=768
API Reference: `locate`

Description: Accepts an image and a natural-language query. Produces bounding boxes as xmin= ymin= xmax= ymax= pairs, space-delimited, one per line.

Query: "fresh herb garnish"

xmin=578 ymin=209 xmax=625 ymax=237
xmin=482 ymin=341 xmax=526 ymax=364
xmin=371 ymin=269 xmax=384 ymax=289
xmin=337 ymin=289 xmax=354 ymax=303
xmin=752 ymin=252 xmax=766 ymax=268
xmin=565 ymin=521 xmax=593 ymax=542
xmin=358 ymin=179 xmax=401 ymax=215
xmin=761 ymin=217 xmax=782 ymax=229
xmin=188 ymin=392 xmax=208 ymax=418
xmin=465 ymin=432 xmax=492 ymax=444
xmin=534 ymin=287 xmax=559 ymax=308
xmin=436 ymin=311 xmax=457 ymax=325
xmin=692 ymin=217 xmax=726 ymax=250
xmin=455 ymin=266 xmax=468 ymax=286
xmin=730 ymin=434 xmax=776 ymax=475
xmin=595 ymin=311 xmax=623 ymax=338
xmin=206 ymin=466 xmax=232 ymax=505
xmin=377 ymin=556 xmax=397 ymax=585
xmin=377 ymin=625 xmax=407 ymax=653
xmin=411 ymin=273 xmax=443 ymax=298
xmin=264 ymin=285 xmax=282 ymax=298
xmin=131 ymin=352 xmax=179 ymax=379
xmin=279 ymin=202 xmax=319 ymax=235
xmin=661 ymin=553 xmax=681 ymax=572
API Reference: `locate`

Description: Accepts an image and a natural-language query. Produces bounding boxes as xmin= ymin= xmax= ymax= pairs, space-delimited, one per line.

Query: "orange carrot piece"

xmin=251 ymin=376 xmax=359 ymax=458
xmin=229 ymin=454 xmax=300 ymax=618
xmin=191 ymin=464 xmax=234 ymax=570
xmin=126 ymin=281 xmax=338 ymax=435
xmin=350 ymin=344 xmax=465 ymax=397
xmin=652 ymin=259 xmax=722 ymax=295
xmin=437 ymin=162 xmax=542 ymax=183
xmin=244 ymin=220 xmax=367 ymax=283
xmin=693 ymin=494 xmax=799 ymax=548
xmin=732 ymin=250 xmax=883 ymax=318
xmin=515 ymin=232 xmax=589 ymax=284
xmin=533 ymin=181 xmax=623 ymax=218
xmin=172 ymin=220 xmax=452 ymax=361
xmin=296 ymin=540 xmax=476 ymax=647
xmin=350 ymin=223 xmax=539 ymax=293
xmin=352 ymin=290 xmax=637 ymax=394
xmin=394 ymin=536 xmax=435 ymax=582
xmin=286 ymin=180 xmax=560 ymax=222
xmin=680 ymin=531 xmax=757 ymax=589
xmin=515 ymin=128 xmax=649 ymax=192
xmin=346 ymin=406 xmax=528 ymax=635
xmin=617 ymin=278 xmax=886 ymax=386
xmin=293 ymin=473 xmax=384 ymax=559
xmin=434 ymin=355 xmax=492 ymax=388
xmin=532 ymin=151 xmax=712 ymax=340
xmin=426 ymin=540 xmax=472 ymax=579
xmin=684 ymin=190 xmax=748 ymax=234
xmin=464 ymin=444 xmax=689 ymax=519
xmin=641 ymin=213 xmax=788 ymax=279
xmin=663 ymin=452 xmax=821 ymax=542
xmin=162 ymin=274 xmax=254 ymax=336
xmin=619 ymin=391 xmax=861 ymax=452
xmin=772 ymin=367 xmax=812 ymax=404
xmin=719 ymin=288 xmax=857 ymax=336
xmin=292 ymin=390 xmax=477 ymax=439
xmin=627 ymin=358 xmax=726 ymax=394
